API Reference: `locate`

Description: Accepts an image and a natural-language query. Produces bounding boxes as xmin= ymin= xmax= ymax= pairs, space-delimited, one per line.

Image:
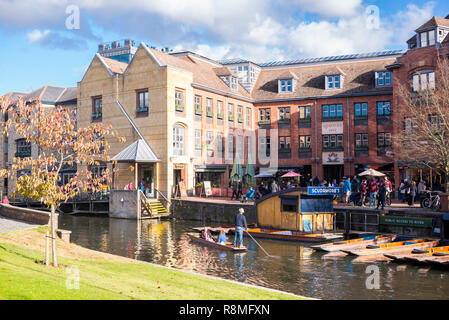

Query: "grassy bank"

xmin=0 ymin=227 xmax=305 ymax=300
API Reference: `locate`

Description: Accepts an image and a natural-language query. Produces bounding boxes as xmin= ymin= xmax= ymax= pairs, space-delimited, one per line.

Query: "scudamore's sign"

xmin=307 ymin=187 xmax=344 ymax=195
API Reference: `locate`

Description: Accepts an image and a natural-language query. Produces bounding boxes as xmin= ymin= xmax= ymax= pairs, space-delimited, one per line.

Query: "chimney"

xmin=98 ymin=43 xmax=104 ymax=52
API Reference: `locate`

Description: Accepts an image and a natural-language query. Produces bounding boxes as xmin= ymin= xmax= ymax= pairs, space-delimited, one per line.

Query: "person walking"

xmin=377 ymin=182 xmax=387 ymax=210
xmin=234 ymin=208 xmax=248 ymax=248
xmin=417 ymin=180 xmax=426 ymax=203
xmin=368 ymin=178 xmax=379 ymax=207
xmin=384 ymin=176 xmax=392 ymax=205
xmin=271 ymin=180 xmax=279 ymax=193
xmin=237 ymin=178 xmax=243 ymax=200
xmin=361 ymin=179 xmax=367 ymax=207
xmin=313 ymin=176 xmax=320 ymax=186
xmin=344 ymin=177 xmax=351 ymax=204
xmin=231 ymin=179 xmax=238 ymax=200
xmin=409 ymin=181 xmax=417 ymax=206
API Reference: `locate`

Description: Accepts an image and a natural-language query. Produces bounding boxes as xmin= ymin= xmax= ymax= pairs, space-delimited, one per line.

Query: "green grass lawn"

xmin=0 ymin=229 xmax=305 ymax=300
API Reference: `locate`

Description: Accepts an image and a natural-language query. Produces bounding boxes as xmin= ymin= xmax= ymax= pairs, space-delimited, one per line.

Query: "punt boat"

xmin=192 ymin=223 xmax=257 ymax=234
xmin=311 ymin=234 xmax=397 ymax=252
xmin=343 ymin=239 xmax=440 ymax=257
xmin=229 ymin=227 xmax=343 ymax=243
xmin=384 ymin=246 xmax=449 ymax=263
xmin=187 ymin=233 xmax=247 ymax=252
xmin=424 ymin=255 xmax=449 ymax=267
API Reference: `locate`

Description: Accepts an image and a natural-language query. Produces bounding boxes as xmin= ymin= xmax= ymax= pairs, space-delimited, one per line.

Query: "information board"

xmin=203 ymin=181 xmax=212 ymax=197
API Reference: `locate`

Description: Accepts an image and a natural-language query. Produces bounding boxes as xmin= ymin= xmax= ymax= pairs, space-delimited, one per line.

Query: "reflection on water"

xmin=60 ymin=215 xmax=449 ymax=300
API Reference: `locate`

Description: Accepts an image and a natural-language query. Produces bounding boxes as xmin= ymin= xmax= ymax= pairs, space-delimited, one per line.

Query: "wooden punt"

xmin=231 ymin=227 xmax=343 ymax=243
xmin=187 ymin=233 xmax=247 ymax=252
xmin=192 ymin=223 xmax=257 ymax=234
xmin=423 ymin=255 xmax=449 ymax=267
xmin=343 ymin=239 xmax=440 ymax=257
xmin=384 ymin=246 xmax=449 ymax=263
xmin=311 ymin=235 xmax=397 ymax=252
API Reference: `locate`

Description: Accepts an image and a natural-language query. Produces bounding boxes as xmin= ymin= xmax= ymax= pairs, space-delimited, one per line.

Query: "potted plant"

xmin=175 ymin=104 xmax=184 ymax=112
xmin=195 ymin=107 xmax=202 ymax=115
xmin=195 ymin=182 xmax=203 ymax=196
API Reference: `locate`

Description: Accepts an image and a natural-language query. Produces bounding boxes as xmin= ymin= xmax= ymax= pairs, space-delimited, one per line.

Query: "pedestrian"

xmin=384 ymin=176 xmax=392 ymax=205
xmin=231 ymin=178 xmax=238 ymax=200
xmin=331 ymin=179 xmax=337 ymax=187
xmin=377 ymin=182 xmax=386 ymax=210
xmin=286 ymin=181 xmax=293 ymax=189
xmin=361 ymin=179 xmax=367 ymax=207
xmin=368 ymin=178 xmax=378 ymax=207
xmin=270 ymin=180 xmax=278 ymax=193
xmin=417 ymin=180 xmax=426 ymax=202
xmin=237 ymin=178 xmax=243 ymax=200
xmin=399 ymin=180 xmax=406 ymax=202
xmin=409 ymin=181 xmax=417 ymax=206
xmin=2 ymin=196 xmax=9 ymax=204
xmin=344 ymin=176 xmax=351 ymax=204
xmin=313 ymin=176 xmax=320 ymax=186
xmin=234 ymin=208 xmax=248 ymax=248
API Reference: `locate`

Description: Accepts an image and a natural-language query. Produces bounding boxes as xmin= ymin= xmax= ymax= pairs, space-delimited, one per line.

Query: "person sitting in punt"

xmin=217 ymin=230 xmax=227 ymax=244
xmin=201 ymin=227 xmax=214 ymax=242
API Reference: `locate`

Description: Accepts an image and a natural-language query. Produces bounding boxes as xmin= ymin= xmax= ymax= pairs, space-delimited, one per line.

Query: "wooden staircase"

xmin=139 ymin=190 xmax=170 ymax=219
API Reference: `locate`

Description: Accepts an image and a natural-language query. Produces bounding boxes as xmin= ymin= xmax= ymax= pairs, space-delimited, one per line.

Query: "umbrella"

xmin=281 ymin=171 xmax=301 ymax=178
xmin=244 ymin=153 xmax=255 ymax=186
xmin=254 ymin=172 xmax=273 ymax=178
xmin=230 ymin=153 xmax=243 ymax=181
xmin=358 ymin=168 xmax=385 ymax=177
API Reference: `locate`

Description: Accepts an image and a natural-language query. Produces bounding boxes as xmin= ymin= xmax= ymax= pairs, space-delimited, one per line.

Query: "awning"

xmin=112 ymin=139 xmax=160 ymax=163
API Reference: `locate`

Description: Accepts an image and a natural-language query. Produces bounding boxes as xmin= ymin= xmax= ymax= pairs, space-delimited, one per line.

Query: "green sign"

xmin=379 ymin=216 xmax=433 ymax=228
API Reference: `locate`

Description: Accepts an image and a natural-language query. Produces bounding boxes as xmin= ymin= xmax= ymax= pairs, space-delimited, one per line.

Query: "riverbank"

xmin=0 ymin=227 xmax=305 ymax=300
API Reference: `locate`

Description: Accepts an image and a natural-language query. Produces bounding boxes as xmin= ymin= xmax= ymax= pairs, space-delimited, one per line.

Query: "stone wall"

xmin=109 ymin=190 xmax=139 ymax=219
xmin=0 ymin=204 xmax=53 ymax=226
xmin=171 ymin=199 xmax=256 ymax=224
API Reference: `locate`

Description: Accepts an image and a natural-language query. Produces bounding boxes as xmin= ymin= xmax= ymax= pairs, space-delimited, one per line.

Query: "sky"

xmin=0 ymin=0 xmax=448 ymax=94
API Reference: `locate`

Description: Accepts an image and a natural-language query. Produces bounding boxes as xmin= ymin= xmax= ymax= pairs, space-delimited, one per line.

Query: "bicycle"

xmin=422 ymin=193 xmax=441 ymax=210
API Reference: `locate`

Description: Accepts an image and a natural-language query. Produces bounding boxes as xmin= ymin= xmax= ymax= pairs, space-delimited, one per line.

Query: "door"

xmin=143 ymin=169 xmax=153 ymax=197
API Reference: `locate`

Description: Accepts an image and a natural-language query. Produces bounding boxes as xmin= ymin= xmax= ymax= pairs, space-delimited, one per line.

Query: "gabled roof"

xmin=213 ymin=67 xmax=236 ymax=77
xmin=416 ymin=16 xmax=449 ymax=31
xmin=20 ymin=85 xmax=77 ymax=104
xmin=277 ymin=70 xmax=298 ymax=80
xmin=96 ymin=53 xmax=128 ymax=75
xmin=112 ymin=139 xmax=160 ymax=163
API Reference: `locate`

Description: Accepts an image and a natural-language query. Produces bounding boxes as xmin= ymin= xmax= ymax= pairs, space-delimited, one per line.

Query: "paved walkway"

xmin=0 ymin=216 xmax=39 ymax=234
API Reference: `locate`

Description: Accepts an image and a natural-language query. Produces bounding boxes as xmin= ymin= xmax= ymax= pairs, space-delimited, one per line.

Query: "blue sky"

xmin=0 ymin=0 xmax=448 ymax=94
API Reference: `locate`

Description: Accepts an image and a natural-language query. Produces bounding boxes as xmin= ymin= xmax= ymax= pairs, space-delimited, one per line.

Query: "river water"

xmin=59 ymin=215 xmax=449 ymax=300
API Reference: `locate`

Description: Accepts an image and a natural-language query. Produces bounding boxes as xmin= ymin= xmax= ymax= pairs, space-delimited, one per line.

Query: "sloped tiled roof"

xmin=101 ymin=56 xmax=128 ymax=74
xmin=112 ymin=139 xmax=159 ymax=163
xmin=252 ymin=59 xmax=396 ymax=101
xmin=213 ymin=67 xmax=236 ymax=76
xmin=416 ymin=16 xmax=449 ymax=31
xmin=21 ymin=85 xmax=77 ymax=104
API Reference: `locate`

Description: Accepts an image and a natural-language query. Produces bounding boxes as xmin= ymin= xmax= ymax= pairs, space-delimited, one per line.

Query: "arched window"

xmin=173 ymin=124 xmax=185 ymax=156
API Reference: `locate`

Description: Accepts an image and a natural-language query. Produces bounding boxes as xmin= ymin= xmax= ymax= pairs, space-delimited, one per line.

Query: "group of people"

xmin=201 ymin=207 xmax=248 ymax=248
xmin=341 ymin=175 xmax=393 ymax=210
xmin=398 ymin=179 xmax=427 ymax=205
xmin=229 ymin=178 xmax=299 ymax=203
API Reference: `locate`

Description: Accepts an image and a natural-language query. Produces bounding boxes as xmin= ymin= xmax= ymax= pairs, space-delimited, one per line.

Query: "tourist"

xmin=331 ymin=179 xmax=338 ymax=187
xmin=312 ymin=176 xmax=320 ymax=186
xmin=242 ymin=186 xmax=255 ymax=203
xmin=230 ymin=179 xmax=239 ymax=200
xmin=286 ymin=181 xmax=293 ymax=189
xmin=399 ymin=180 xmax=406 ymax=202
xmin=234 ymin=208 xmax=248 ymax=248
xmin=417 ymin=180 xmax=426 ymax=202
xmin=409 ymin=181 xmax=418 ymax=206
xmin=377 ymin=181 xmax=387 ymax=210
xmin=360 ymin=179 xmax=367 ymax=207
xmin=271 ymin=180 xmax=279 ymax=193
xmin=384 ymin=176 xmax=392 ymax=205
xmin=368 ymin=178 xmax=378 ymax=207
xmin=2 ymin=196 xmax=9 ymax=204
xmin=344 ymin=177 xmax=351 ymax=204
xmin=201 ymin=227 xmax=214 ymax=242
xmin=258 ymin=182 xmax=268 ymax=196
xmin=217 ymin=230 xmax=227 ymax=244
xmin=140 ymin=180 xmax=145 ymax=193
xmin=237 ymin=178 xmax=243 ymax=200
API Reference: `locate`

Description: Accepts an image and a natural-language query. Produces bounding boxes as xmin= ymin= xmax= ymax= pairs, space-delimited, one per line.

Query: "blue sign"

xmin=307 ymin=187 xmax=344 ymax=196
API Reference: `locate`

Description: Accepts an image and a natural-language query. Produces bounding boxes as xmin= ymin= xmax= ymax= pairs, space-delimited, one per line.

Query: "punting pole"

xmin=245 ymin=230 xmax=273 ymax=258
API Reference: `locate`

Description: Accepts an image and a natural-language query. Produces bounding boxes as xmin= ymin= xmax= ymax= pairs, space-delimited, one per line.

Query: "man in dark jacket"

xmin=377 ymin=182 xmax=387 ymax=210
xmin=234 ymin=208 xmax=248 ymax=248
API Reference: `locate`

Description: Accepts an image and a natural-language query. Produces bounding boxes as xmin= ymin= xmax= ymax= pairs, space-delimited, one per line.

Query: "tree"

xmin=393 ymin=57 xmax=449 ymax=191
xmin=0 ymin=97 xmax=124 ymax=266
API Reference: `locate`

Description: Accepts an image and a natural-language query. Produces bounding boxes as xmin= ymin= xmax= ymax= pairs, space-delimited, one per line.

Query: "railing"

xmin=139 ymin=189 xmax=152 ymax=218
xmin=154 ymin=187 xmax=171 ymax=212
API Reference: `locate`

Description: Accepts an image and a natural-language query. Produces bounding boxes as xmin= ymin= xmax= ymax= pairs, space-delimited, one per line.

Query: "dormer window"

xmin=376 ymin=71 xmax=392 ymax=87
xmin=279 ymin=79 xmax=293 ymax=93
xmin=326 ymin=75 xmax=342 ymax=90
xmin=230 ymin=76 xmax=238 ymax=91
xmin=419 ymin=30 xmax=436 ymax=47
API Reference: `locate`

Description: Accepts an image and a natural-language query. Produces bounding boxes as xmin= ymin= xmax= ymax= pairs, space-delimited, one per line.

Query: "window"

xmin=376 ymin=71 xmax=391 ymax=86
xmin=403 ymin=118 xmax=417 ymax=134
xmin=430 ymin=115 xmax=441 ymax=130
xmin=217 ymin=133 xmax=223 ymax=158
xmin=299 ymin=135 xmax=311 ymax=149
xmin=355 ymin=103 xmax=368 ymax=118
xmin=228 ymin=134 xmax=234 ymax=158
xmin=298 ymin=106 xmax=311 ymax=119
xmin=259 ymin=108 xmax=271 ymax=123
xmin=206 ymin=131 xmax=214 ymax=156
xmin=237 ymin=135 xmax=244 ymax=156
xmin=246 ymin=136 xmax=252 ymax=158
xmin=279 ymin=136 xmax=291 ymax=150
xmin=412 ymin=71 xmax=435 ymax=92
xmin=246 ymin=107 xmax=252 ymax=128
xmin=237 ymin=105 xmax=243 ymax=122
xmin=259 ymin=136 xmax=270 ymax=157
xmin=279 ymin=79 xmax=293 ymax=92
xmin=322 ymin=134 xmax=343 ymax=149
xmin=326 ymin=75 xmax=341 ymax=89
xmin=377 ymin=102 xmax=391 ymax=116
xmin=15 ymin=139 xmax=31 ymax=157
xmin=217 ymin=100 xmax=223 ymax=119
xmin=278 ymin=107 xmax=290 ymax=122
xmin=175 ymin=90 xmax=184 ymax=112
xmin=281 ymin=195 xmax=298 ymax=212
xmin=206 ymin=98 xmax=213 ymax=117
xmin=377 ymin=133 xmax=392 ymax=147
xmin=173 ymin=124 xmax=185 ymax=155
xmin=136 ymin=90 xmax=148 ymax=115
xmin=195 ymin=95 xmax=202 ymax=115
xmin=92 ymin=96 xmax=102 ymax=121
xmin=228 ymin=103 xmax=234 ymax=121
xmin=195 ymin=129 xmax=202 ymax=150
xmin=420 ymin=30 xmax=436 ymax=47
xmin=230 ymin=76 xmax=238 ymax=91
xmin=322 ymin=104 xmax=343 ymax=120
xmin=355 ymin=133 xmax=368 ymax=149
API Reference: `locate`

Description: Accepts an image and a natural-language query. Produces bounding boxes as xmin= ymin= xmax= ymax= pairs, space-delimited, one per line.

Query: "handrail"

xmin=154 ymin=187 xmax=171 ymax=205
xmin=138 ymin=189 xmax=152 ymax=216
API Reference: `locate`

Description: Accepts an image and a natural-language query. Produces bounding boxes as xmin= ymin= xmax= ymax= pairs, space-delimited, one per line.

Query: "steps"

xmin=140 ymin=197 xmax=169 ymax=217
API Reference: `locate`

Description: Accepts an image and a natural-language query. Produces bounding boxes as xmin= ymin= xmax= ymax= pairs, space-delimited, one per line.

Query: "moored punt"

xmin=343 ymin=239 xmax=440 ymax=257
xmin=232 ymin=227 xmax=343 ymax=243
xmin=187 ymin=233 xmax=247 ymax=252
xmin=311 ymin=235 xmax=397 ymax=252
xmin=423 ymin=255 xmax=449 ymax=267
xmin=192 ymin=223 xmax=257 ymax=234
xmin=403 ymin=246 xmax=449 ymax=264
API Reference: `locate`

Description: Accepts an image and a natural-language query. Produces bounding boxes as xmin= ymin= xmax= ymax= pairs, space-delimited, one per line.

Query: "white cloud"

xmin=291 ymin=0 xmax=363 ymax=17
xmin=27 ymin=29 xmax=51 ymax=43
